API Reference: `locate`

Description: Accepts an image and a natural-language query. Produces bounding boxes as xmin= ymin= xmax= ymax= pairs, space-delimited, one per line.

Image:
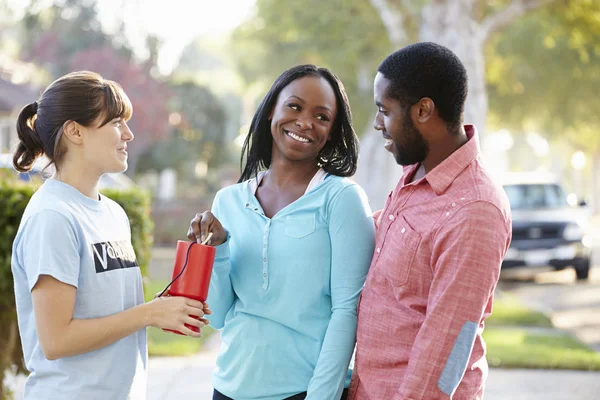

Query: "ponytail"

xmin=12 ymin=71 xmax=133 ymax=173
xmin=13 ymin=102 xmax=45 ymax=172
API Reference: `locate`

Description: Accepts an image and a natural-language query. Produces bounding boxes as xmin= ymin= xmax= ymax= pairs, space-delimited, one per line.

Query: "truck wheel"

xmin=574 ymin=259 xmax=590 ymax=280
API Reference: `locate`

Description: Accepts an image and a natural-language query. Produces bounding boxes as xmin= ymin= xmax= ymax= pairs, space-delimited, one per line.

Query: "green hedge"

xmin=0 ymin=179 xmax=33 ymax=400
xmin=102 ymin=187 xmax=154 ymax=278
xmin=0 ymin=178 xmax=153 ymax=399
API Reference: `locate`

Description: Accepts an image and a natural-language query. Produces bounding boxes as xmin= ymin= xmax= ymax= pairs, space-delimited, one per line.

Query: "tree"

xmin=17 ymin=0 xmax=170 ymax=174
xmin=136 ymin=81 xmax=229 ymax=180
xmin=68 ymin=46 xmax=171 ymax=174
xmin=20 ymin=0 xmax=132 ymax=76
xmin=168 ymin=36 xmax=245 ymax=180
xmin=233 ymin=0 xmax=564 ymax=208
xmin=231 ymin=0 xmax=390 ymax=140
xmin=355 ymin=0 xmax=563 ymax=207
xmin=486 ymin=0 xmax=600 ymax=209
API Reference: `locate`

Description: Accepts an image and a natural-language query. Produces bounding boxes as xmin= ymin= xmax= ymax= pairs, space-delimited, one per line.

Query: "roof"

xmin=0 ymin=77 xmax=39 ymax=113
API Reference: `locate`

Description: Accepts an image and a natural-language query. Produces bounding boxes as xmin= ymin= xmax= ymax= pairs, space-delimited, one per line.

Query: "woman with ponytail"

xmin=11 ymin=71 xmax=210 ymax=399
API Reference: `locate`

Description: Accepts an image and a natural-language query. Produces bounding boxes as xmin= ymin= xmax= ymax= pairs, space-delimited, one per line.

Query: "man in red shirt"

xmin=349 ymin=42 xmax=512 ymax=400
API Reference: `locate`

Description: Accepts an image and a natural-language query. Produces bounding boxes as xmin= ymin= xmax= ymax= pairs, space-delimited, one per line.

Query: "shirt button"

xmin=263 ymin=273 xmax=267 ymax=277
xmin=401 ymin=227 xmax=406 ymax=233
xmin=446 ymin=212 xmax=450 ymax=216
xmin=263 ymin=258 xmax=267 ymax=262
xmin=389 ymin=215 xmax=395 ymax=221
xmin=452 ymin=202 xmax=456 ymax=207
xmin=376 ymin=247 xmax=381 ymax=253
xmin=263 ymin=244 xmax=267 ymax=248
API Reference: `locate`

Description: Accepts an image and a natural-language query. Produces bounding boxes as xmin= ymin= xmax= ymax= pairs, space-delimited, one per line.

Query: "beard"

xmin=393 ymin=113 xmax=429 ymax=166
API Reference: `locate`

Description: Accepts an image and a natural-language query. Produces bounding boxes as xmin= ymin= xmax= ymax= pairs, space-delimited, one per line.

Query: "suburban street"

xmin=498 ymin=218 xmax=600 ymax=351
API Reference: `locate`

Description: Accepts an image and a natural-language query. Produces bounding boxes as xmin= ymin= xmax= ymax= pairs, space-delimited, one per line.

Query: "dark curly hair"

xmin=378 ymin=42 xmax=468 ymax=134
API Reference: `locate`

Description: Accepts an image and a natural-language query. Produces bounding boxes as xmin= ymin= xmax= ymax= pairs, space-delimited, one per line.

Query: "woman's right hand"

xmin=187 ymin=211 xmax=227 ymax=246
xmin=146 ymin=296 xmax=207 ymax=337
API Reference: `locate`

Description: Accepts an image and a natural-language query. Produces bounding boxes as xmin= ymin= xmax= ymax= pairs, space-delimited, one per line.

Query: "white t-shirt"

xmin=12 ymin=179 xmax=147 ymax=400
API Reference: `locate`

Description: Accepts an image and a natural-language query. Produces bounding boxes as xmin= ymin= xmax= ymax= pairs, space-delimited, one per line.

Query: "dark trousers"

xmin=213 ymin=388 xmax=349 ymax=400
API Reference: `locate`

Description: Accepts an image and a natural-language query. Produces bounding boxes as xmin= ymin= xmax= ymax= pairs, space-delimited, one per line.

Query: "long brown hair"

xmin=13 ymin=71 xmax=132 ymax=172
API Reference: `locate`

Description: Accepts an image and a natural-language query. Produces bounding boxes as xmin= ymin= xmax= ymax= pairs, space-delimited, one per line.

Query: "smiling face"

xmin=269 ymin=76 xmax=337 ymax=166
xmin=373 ymin=72 xmax=429 ymax=166
xmin=79 ymin=115 xmax=134 ymax=175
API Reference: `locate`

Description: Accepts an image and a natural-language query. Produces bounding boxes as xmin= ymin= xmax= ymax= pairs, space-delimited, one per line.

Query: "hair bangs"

xmin=98 ymin=80 xmax=133 ymax=126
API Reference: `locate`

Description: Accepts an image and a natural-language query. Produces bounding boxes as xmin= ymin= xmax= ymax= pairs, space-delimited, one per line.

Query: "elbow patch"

xmin=437 ymin=321 xmax=478 ymax=396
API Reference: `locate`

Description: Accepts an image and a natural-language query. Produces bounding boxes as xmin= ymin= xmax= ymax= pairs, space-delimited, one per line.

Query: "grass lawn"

xmin=484 ymin=293 xmax=600 ymax=370
xmin=145 ymin=280 xmax=215 ymax=357
xmin=484 ymin=327 xmax=600 ymax=371
xmin=487 ymin=293 xmax=553 ymax=327
xmin=143 ymin=279 xmax=600 ymax=370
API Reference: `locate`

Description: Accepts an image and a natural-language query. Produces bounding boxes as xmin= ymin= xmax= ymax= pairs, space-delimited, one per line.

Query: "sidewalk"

xmin=147 ymin=333 xmax=220 ymax=400
xmin=146 ymin=334 xmax=600 ymax=400
xmin=153 ymin=338 xmax=600 ymax=400
xmin=7 ymin=332 xmax=600 ymax=400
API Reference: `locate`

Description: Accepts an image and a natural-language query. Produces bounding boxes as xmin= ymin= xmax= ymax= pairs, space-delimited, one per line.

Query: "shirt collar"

xmin=245 ymin=168 xmax=328 ymax=206
xmin=402 ymin=125 xmax=480 ymax=196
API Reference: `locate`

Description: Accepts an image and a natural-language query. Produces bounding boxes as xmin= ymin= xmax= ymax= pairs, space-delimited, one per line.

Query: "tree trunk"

xmin=593 ymin=154 xmax=600 ymax=214
xmin=354 ymin=57 xmax=405 ymax=210
xmin=354 ymin=122 xmax=404 ymax=210
xmin=355 ymin=0 xmax=554 ymax=209
xmin=356 ymin=0 xmax=486 ymax=209
xmin=420 ymin=0 xmax=487 ymax=135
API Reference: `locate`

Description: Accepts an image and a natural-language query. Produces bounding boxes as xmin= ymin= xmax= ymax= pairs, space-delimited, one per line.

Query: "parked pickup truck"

xmin=501 ymin=172 xmax=592 ymax=280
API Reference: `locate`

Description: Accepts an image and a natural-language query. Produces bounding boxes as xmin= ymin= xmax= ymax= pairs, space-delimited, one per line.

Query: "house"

xmin=0 ymin=76 xmax=39 ymax=153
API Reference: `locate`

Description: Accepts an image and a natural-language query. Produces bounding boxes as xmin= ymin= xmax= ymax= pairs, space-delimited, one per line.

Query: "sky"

xmin=99 ymin=0 xmax=256 ymax=74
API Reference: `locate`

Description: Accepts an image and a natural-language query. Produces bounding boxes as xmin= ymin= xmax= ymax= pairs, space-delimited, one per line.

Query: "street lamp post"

xmin=571 ymin=151 xmax=586 ymax=205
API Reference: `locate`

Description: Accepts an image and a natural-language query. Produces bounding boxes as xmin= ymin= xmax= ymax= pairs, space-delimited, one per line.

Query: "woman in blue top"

xmin=187 ymin=65 xmax=376 ymax=400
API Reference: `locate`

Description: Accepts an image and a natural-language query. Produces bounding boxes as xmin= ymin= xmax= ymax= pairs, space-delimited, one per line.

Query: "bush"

xmin=151 ymin=198 xmax=211 ymax=245
xmin=103 ymin=188 xmax=154 ymax=278
xmin=0 ymin=179 xmax=153 ymax=399
xmin=0 ymin=179 xmax=34 ymax=400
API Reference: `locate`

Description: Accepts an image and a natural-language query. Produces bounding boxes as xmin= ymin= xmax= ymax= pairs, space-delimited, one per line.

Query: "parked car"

xmin=501 ymin=172 xmax=592 ymax=280
xmin=0 ymin=153 xmax=134 ymax=190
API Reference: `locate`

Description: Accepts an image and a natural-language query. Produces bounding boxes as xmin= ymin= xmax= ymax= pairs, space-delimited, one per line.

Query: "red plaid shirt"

xmin=349 ymin=126 xmax=512 ymax=400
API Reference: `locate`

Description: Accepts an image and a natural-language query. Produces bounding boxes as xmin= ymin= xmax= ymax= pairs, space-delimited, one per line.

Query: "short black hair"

xmin=239 ymin=64 xmax=359 ymax=183
xmin=378 ymin=42 xmax=468 ymax=133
